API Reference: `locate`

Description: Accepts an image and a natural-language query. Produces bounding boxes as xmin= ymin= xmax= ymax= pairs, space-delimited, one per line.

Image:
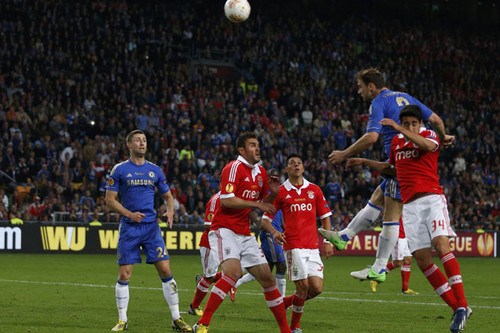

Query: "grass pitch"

xmin=0 ymin=254 xmax=498 ymax=332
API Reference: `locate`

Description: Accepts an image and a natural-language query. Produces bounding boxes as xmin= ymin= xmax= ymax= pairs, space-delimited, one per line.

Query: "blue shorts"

xmin=117 ymin=222 xmax=169 ymax=265
xmin=380 ymin=178 xmax=401 ymax=200
xmin=259 ymin=231 xmax=285 ymax=263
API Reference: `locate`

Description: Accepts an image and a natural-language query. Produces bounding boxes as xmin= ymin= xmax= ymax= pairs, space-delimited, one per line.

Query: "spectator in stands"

xmin=29 ymin=196 xmax=46 ymax=221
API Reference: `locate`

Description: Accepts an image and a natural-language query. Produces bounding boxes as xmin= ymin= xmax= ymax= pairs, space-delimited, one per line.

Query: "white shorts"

xmin=403 ymin=194 xmax=457 ymax=253
xmin=284 ymin=248 xmax=324 ymax=281
xmin=200 ymin=246 xmax=220 ymax=278
xmin=392 ymin=237 xmax=411 ymax=261
xmin=208 ymin=228 xmax=268 ymax=269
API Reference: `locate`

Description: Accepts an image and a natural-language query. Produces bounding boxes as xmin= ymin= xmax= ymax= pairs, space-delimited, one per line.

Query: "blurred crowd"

xmin=0 ymin=0 xmax=498 ymax=231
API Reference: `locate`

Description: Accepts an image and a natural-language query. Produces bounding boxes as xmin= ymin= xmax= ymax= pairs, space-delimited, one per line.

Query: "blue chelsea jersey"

xmin=366 ymin=89 xmax=433 ymax=156
xmin=106 ymin=159 xmax=170 ymax=223
xmin=271 ymin=210 xmax=284 ymax=233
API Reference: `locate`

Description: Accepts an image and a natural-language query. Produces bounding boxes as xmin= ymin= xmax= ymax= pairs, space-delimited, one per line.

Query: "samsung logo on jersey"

xmin=127 ymin=179 xmax=155 ymax=186
xmin=395 ymin=150 xmax=420 ymax=161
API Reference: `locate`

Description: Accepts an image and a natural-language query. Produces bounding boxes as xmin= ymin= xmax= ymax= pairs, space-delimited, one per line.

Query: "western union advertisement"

xmin=0 ymin=222 xmax=497 ymax=257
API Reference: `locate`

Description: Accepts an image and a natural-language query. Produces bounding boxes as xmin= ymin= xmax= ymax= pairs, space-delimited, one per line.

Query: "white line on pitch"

xmin=1 ymin=279 xmax=499 ymax=310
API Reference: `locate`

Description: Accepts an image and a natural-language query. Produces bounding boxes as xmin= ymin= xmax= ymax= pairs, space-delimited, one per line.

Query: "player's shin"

xmin=440 ymin=252 xmax=468 ymax=308
xmin=263 ymin=285 xmax=291 ymax=333
xmin=372 ymin=222 xmax=399 ymax=273
xmin=162 ymin=276 xmax=181 ymax=320
xmin=339 ymin=201 xmax=382 ymax=241
xmin=276 ymin=273 xmax=287 ymax=297
xmin=116 ymin=280 xmax=130 ymax=322
xmin=198 ymin=275 xmax=236 ymax=326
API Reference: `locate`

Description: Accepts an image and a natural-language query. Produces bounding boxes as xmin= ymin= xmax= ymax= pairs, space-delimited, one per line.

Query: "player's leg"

xmin=112 ymin=264 xmax=133 ymax=331
xmin=196 ymin=229 xmax=243 ymax=330
xmin=433 ymin=236 xmax=469 ymax=332
xmin=189 ymin=246 xmax=221 ymax=314
xmin=428 ymin=195 xmax=468 ymax=310
xmin=234 ymin=271 xmax=256 ymax=288
xmin=144 ymin=223 xmax=191 ymax=331
xmin=289 ymin=278 xmax=308 ymax=331
xmin=400 ymin=235 xmax=419 ymax=295
xmin=414 ymin=247 xmax=457 ymax=309
xmin=350 ymin=194 xmax=400 ymax=282
xmin=245 ymin=237 xmax=290 ymax=333
xmin=339 ymin=185 xmax=384 ymax=240
xmin=275 ymin=261 xmax=287 ymax=297
xmin=112 ymin=223 xmax=141 ymax=331
xmin=260 ymin=231 xmax=287 ymax=297
xmin=247 ymin=262 xmax=291 ymax=333
xmin=372 ymin=190 xmax=402 ymax=272
xmin=319 ymin=185 xmax=383 ymax=250
xmin=405 ymin=197 xmax=465 ymax=332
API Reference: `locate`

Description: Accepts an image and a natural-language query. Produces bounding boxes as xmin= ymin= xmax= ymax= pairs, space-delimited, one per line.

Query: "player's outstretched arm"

xmin=380 ymin=118 xmax=438 ymax=152
xmin=428 ymin=113 xmax=455 ymax=148
xmin=329 ymin=132 xmax=379 ymax=164
xmin=346 ymin=157 xmax=395 ymax=176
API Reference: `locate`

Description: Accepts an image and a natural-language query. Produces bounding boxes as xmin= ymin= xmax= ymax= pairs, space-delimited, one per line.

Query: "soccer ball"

xmin=224 ymin=0 xmax=251 ymax=23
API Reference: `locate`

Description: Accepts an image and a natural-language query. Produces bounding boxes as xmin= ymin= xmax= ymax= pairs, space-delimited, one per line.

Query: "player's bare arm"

xmin=427 ymin=113 xmax=455 ymax=148
xmin=220 ymin=196 xmax=276 ymax=215
xmin=346 ymin=157 xmax=396 ymax=176
xmin=329 ymin=131 xmax=379 ymax=164
xmin=162 ymin=191 xmax=175 ymax=228
xmin=380 ymin=118 xmax=438 ymax=152
xmin=105 ymin=190 xmax=145 ymax=222
xmin=321 ymin=217 xmax=334 ymax=258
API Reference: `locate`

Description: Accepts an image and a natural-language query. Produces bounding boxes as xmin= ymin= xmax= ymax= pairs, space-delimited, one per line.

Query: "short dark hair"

xmin=355 ymin=68 xmax=385 ymax=89
xmin=268 ymin=168 xmax=280 ymax=177
xmin=236 ymin=131 xmax=258 ymax=149
xmin=126 ymin=129 xmax=145 ymax=143
xmin=286 ymin=154 xmax=302 ymax=165
xmin=399 ymin=105 xmax=423 ymax=122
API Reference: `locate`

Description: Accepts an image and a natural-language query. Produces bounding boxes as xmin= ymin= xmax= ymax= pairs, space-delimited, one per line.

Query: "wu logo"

xmin=40 ymin=226 xmax=87 ymax=251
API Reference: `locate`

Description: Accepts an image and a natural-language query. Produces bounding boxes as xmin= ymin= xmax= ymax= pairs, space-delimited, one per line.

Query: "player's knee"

xmin=276 ymin=262 xmax=287 ymax=274
xmin=309 ymin=286 xmax=322 ymax=298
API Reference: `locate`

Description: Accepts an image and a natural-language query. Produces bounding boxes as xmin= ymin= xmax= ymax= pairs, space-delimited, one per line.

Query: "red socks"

xmin=422 ymin=263 xmax=457 ymax=310
xmin=263 ymin=286 xmax=291 ymax=333
xmin=440 ymin=252 xmax=468 ymax=308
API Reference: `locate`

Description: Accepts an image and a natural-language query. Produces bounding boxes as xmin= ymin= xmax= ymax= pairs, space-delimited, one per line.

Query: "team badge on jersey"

xmin=225 ymin=247 xmax=231 ymax=255
xmin=225 ymin=183 xmax=234 ymax=193
xmin=207 ymin=213 xmax=214 ymax=221
xmin=308 ymin=191 xmax=315 ymax=199
xmin=108 ymin=178 xmax=114 ymax=186
xmin=258 ymin=176 xmax=263 ymax=187
xmin=149 ymin=171 xmax=154 ymax=178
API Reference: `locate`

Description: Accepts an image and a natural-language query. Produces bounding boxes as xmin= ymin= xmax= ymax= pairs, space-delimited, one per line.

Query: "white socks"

xmin=276 ymin=273 xmax=287 ymax=297
xmin=339 ymin=201 xmax=382 ymax=241
xmin=162 ymin=278 xmax=180 ymax=321
xmin=372 ymin=222 xmax=399 ymax=274
xmin=115 ymin=281 xmax=129 ymax=322
xmin=235 ymin=273 xmax=256 ymax=288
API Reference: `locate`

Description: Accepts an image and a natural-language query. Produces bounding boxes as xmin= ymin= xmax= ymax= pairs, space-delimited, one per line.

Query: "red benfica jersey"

xmin=264 ymin=179 xmax=332 ymax=250
xmin=389 ymin=127 xmax=442 ymax=204
xmin=200 ymin=191 xmax=220 ymax=248
xmin=211 ymin=156 xmax=269 ymax=236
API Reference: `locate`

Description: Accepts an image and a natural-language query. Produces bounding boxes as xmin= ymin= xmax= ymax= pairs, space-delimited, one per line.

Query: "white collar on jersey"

xmin=283 ymin=178 xmax=310 ymax=195
xmin=237 ymin=155 xmax=262 ymax=181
